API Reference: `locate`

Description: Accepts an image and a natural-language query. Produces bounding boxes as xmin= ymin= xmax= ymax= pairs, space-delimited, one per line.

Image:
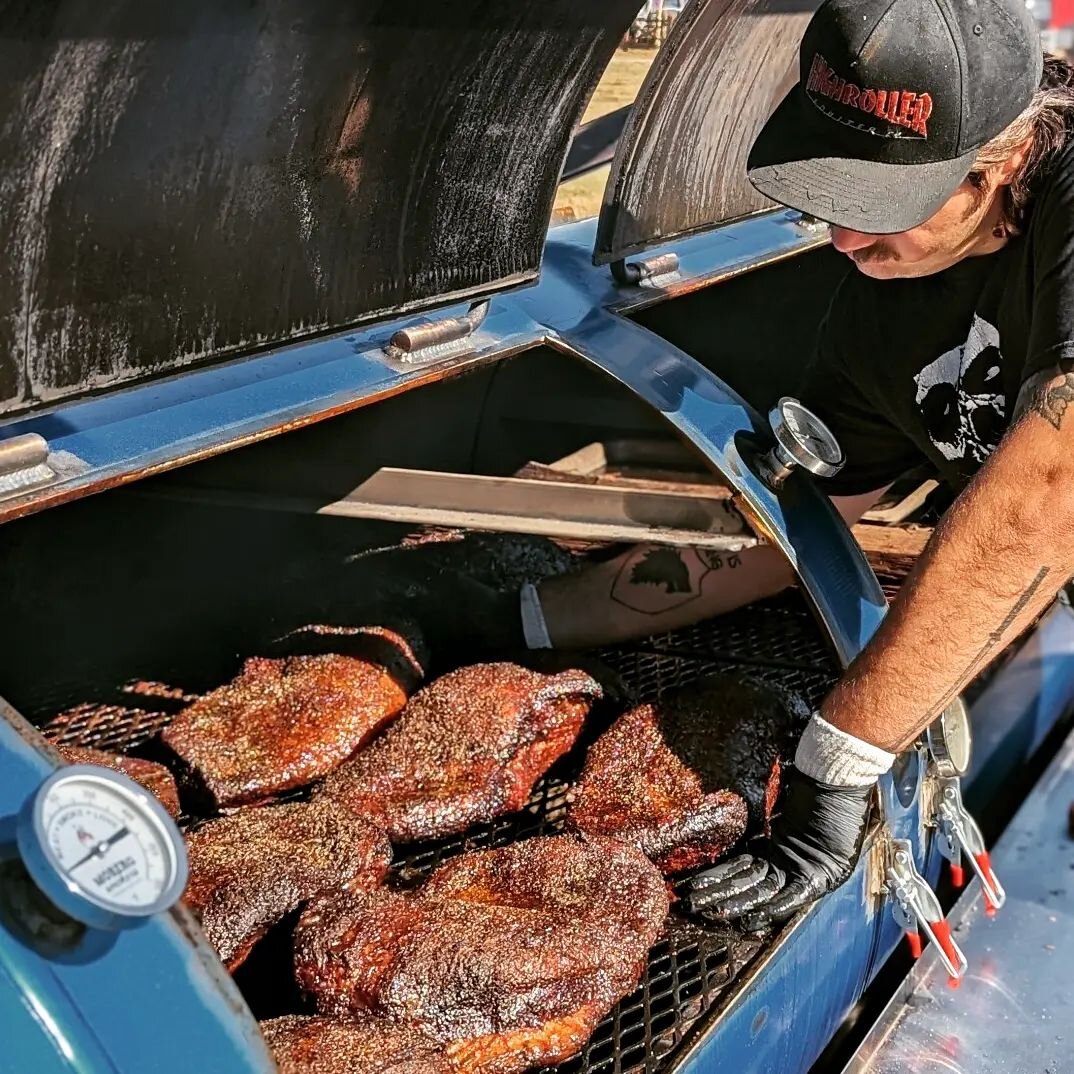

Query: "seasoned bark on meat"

xmin=294 ymin=835 xmax=668 ymax=1074
xmin=317 ymin=664 xmax=601 ymax=841
xmin=162 ymin=627 xmax=422 ymax=808
xmin=421 ymin=833 xmax=670 ymax=936
xmin=184 ymin=798 xmax=390 ymax=971
xmin=568 ymin=675 xmax=810 ymax=873
xmin=58 ymin=745 xmax=181 ymax=819
xmin=260 ymin=1015 xmax=451 ymax=1074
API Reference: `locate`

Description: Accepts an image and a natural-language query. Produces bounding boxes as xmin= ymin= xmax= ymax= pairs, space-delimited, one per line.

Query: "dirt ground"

xmin=552 ymin=49 xmax=659 ymax=223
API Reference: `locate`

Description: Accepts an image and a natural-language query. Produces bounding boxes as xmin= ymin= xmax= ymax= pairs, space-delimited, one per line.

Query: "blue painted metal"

xmin=547 ymin=321 xmax=885 ymax=666
xmin=0 ymin=210 xmax=824 ymax=526
xmin=673 ymin=751 xmax=929 ymax=1074
xmin=0 ymin=702 xmax=273 ymax=1074
xmin=844 ymin=723 xmax=1074 ymax=1074
xmin=963 ymin=599 xmax=1074 ymax=812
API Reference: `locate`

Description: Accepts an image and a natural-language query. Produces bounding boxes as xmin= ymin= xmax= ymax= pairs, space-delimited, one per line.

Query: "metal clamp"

xmin=932 ymin=775 xmax=1006 ymax=915
xmin=383 ymin=300 xmax=490 ymax=363
xmin=885 ymin=837 xmax=968 ymax=984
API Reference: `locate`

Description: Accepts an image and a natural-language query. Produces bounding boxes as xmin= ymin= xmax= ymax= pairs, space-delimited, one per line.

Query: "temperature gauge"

xmin=760 ymin=397 xmax=845 ymax=487
xmin=926 ymin=697 xmax=973 ymax=777
xmin=14 ymin=764 xmax=188 ymax=930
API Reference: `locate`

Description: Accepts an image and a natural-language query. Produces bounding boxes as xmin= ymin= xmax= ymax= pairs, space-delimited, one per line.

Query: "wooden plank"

xmin=852 ymin=522 xmax=932 ymax=578
xmin=148 ymin=467 xmax=758 ymax=551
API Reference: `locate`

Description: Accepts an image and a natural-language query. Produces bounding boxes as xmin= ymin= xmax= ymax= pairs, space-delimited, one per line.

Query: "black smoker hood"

xmin=0 ymin=0 xmax=640 ymax=417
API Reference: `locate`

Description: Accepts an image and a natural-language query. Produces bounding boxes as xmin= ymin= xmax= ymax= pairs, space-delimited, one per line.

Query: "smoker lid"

xmin=0 ymin=0 xmax=639 ymax=418
xmin=594 ymin=0 xmax=821 ymax=265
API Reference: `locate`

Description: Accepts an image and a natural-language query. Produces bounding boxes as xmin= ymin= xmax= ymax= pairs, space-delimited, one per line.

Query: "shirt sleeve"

xmin=798 ymin=276 xmax=929 ymax=497
xmin=1023 ymin=147 xmax=1074 ymax=380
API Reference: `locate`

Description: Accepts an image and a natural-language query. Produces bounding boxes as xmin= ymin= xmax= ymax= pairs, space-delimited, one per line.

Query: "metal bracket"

xmin=610 ymin=252 xmax=680 ymax=287
xmin=383 ymin=300 xmax=490 ymax=363
xmin=0 ymin=434 xmax=57 ymax=499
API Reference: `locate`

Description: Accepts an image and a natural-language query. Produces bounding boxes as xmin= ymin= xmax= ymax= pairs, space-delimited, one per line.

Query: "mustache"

xmin=849 ymin=242 xmax=899 ymax=265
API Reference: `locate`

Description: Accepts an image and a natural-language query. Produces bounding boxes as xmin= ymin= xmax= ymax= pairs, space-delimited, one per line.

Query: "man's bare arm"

xmin=822 ymin=367 xmax=1074 ymax=752
xmin=539 ymin=489 xmax=886 ymax=649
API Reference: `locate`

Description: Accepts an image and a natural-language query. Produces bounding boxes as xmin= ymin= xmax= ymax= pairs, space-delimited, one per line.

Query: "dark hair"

xmin=967 ymin=53 xmax=1074 ymax=234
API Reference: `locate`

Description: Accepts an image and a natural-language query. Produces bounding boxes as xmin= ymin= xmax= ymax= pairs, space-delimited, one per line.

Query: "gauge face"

xmin=939 ymin=699 xmax=972 ymax=775
xmin=20 ymin=766 xmax=187 ymax=927
xmin=779 ymin=399 xmax=843 ymax=465
xmin=927 ymin=698 xmax=972 ymax=776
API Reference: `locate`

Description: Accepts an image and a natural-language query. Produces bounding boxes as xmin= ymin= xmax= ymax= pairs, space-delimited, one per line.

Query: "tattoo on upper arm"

xmin=610 ymin=546 xmax=742 ymax=615
xmin=1015 ymin=368 xmax=1074 ymax=430
xmin=926 ymin=565 xmax=1052 ymax=719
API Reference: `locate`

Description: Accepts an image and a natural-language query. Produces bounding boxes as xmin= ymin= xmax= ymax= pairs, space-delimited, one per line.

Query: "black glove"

xmin=683 ymin=766 xmax=874 ymax=932
xmin=364 ymin=571 xmax=527 ymax=669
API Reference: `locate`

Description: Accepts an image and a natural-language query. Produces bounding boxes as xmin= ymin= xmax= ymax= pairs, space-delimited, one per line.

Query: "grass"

xmin=552 ymin=49 xmax=659 ymax=224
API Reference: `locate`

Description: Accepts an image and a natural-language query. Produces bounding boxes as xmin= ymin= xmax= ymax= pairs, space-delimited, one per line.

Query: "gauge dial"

xmin=17 ymin=765 xmax=187 ymax=929
xmin=778 ymin=399 xmax=843 ymax=466
xmin=926 ymin=698 xmax=972 ymax=777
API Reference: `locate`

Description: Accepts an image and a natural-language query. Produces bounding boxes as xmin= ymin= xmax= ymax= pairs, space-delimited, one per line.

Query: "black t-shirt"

xmin=801 ymin=142 xmax=1074 ymax=497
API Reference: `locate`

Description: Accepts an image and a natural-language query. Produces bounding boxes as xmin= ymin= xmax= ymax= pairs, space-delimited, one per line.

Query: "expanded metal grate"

xmin=37 ymin=594 xmax=838 ymax=1074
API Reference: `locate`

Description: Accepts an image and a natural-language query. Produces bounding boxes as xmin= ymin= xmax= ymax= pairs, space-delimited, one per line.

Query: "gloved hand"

xmin=382 ymin=572 xmax=529 ymax=668
xmin=682 ymin=764 xmax=874 ymax=932
xmin=298 ymin=559 xmax=530 ymax=670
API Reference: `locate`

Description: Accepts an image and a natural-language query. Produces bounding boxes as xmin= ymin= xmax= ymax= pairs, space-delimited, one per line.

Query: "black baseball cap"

xmin=747 ymin=0 xmax=1043 ymax=234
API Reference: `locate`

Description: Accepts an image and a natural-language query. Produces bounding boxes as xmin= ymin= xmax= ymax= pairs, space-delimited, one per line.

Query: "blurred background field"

xmin=552 ymin=48 xmax=658 ymax=223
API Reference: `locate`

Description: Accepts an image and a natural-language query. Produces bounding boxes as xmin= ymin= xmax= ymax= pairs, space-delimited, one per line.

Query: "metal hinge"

xmin=786 ymin=210 xmax=830 ymax=234
xmin=610 ymin=252 xmax=680 ymax=287
xmin=0 ymin=434 xmax=57 ymax=498
xmin=382 ymin=301 xmax=490 ymax=364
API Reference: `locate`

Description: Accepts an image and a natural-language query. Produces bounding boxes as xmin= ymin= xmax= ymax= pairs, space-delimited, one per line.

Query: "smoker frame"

xmin=3 ymin=205 xmax=1060 ymax=1074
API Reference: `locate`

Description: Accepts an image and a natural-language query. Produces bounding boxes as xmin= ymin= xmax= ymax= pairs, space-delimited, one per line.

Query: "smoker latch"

xmin=930 ymin=774 xmax=1006 ymax=915
xmin=884 ymin=835 xmax=968 ymax=985
xmin=383 ymin=300 xmax=491 ymax=363
xmin=922 ymin=701 xmax=1005 ymax=914
xmin=0 ymin=433 xmax=57 ymax=498
xmin=757 ymin=397 xmax=845 ymax=488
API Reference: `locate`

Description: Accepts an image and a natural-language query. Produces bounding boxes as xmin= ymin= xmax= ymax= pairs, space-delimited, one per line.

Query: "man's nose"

xmin=829 ymin=227 xmax=875 ymax=253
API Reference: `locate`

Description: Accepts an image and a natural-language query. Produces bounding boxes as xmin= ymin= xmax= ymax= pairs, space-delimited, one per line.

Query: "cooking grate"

xmin=37 ymin=594 xmax=837 ymax=1074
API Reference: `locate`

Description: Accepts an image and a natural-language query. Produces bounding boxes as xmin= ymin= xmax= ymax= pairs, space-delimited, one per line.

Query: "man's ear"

xmin=993 ymin=134 xmax=1035 ymax=187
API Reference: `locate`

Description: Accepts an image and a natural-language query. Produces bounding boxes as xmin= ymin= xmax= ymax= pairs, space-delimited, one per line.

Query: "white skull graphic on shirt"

xmin=913 ymin=313 xmax=1006 ymax=465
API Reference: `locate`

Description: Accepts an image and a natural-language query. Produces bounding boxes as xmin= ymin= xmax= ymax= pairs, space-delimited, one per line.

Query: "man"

xmin=425 ymin=0 xmax=1074 ymax=930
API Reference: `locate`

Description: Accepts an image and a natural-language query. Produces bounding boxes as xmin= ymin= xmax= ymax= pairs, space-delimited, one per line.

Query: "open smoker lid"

xmin=593 ymin=0 xmax=821 ymax=265
xmin=0 ymin=1 xmax=639 ymax=417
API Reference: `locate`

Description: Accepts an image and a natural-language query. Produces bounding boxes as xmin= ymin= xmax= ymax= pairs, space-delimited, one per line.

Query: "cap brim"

xmin=747 ymin=87 xmax=976 ymax=235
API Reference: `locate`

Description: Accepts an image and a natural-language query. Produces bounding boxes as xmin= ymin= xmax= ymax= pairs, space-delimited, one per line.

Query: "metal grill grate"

xmin=37 ymin=594 xmax=838 ymax=1074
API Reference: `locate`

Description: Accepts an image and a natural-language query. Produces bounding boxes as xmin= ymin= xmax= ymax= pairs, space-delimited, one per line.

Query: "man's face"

xmin=828 ymin=177 xmax=997 ymax=280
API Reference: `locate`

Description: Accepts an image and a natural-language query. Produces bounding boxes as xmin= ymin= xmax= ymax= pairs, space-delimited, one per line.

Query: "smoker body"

xmin=2 ymin=209 xmax=1066 ymax=1074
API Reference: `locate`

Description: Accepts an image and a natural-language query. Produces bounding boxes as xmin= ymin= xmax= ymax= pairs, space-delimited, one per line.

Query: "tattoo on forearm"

xmin=610 ymin=546 xmax=742 ymax=615
xmin=1017 ymin=369 xmax=1074 ymax=430
xmin=698 ymin=550 xmax=742 ymax=571
xmin=927 ymin=565 xmax=1052 ymax=719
